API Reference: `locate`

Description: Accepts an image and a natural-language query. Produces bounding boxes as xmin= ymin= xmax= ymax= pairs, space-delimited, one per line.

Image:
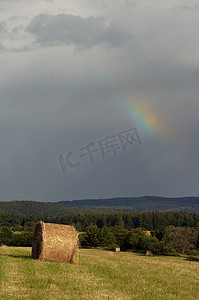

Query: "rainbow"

xmin=111 ymin=88 xmax=198 ymax=191
xmin=120 ymin=96 xmax=196 ymax=173
xmin=122 ymin=98 xmax=166 ymax=137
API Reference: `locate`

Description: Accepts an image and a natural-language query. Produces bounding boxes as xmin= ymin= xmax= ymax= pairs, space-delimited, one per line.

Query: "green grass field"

xmin=0 ymin=247 xmax=199 ymax=300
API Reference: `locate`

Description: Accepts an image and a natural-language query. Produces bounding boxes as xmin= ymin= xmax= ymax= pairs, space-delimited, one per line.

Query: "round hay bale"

xmin=145 ymin=231 xmax=151 ymax=236
xmin=32 ymin=221 xmax=78 ymax=263
xmin=115 ymin=247 xmax=120 ymax=252
xmin=146 ymin=250 xmax=153 ymax=256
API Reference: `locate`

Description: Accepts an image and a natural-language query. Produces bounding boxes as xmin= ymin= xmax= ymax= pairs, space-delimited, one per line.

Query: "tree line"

xmin=0 ymin=211 xmax=199 ymax=256
xmin=79 ymin=225 xmax=199 ymax=256
xmin=1 ymin=211 xmax=199 ymax=231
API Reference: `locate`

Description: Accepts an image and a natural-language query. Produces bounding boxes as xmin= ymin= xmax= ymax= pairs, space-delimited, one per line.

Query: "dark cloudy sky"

xmin=0 ymin=0 xmax=199 ymax=201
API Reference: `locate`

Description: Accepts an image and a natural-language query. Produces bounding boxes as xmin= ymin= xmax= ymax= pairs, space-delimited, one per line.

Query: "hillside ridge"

xmin=0 ymin=196 xmax=199 ymax=215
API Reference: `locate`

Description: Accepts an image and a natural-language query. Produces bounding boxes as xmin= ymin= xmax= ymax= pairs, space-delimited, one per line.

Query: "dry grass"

xmin=0 ymin=247 xmax=199 ymax=299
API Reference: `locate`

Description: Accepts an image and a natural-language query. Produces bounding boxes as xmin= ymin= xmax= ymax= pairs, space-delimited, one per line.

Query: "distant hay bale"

xmin=145 ymin=231 xmax=151 ymax=236
xmin=115 ymin=247 xmax=120 ymax=252
xmin=146 ymin=250 xmax=153 ymax=256
xmin=1 ymin=245 xmax=8 ymax=249
xmin=32 ymin=221 xmax=78 ymax=263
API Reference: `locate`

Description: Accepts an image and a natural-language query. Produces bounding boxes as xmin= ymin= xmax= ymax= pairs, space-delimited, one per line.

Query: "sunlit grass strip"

xmin=0 ymin=248 xmax=199 ymax=300
xmin=0 ymin=249 xmax=28 ymax=299
xmin=79 ymin=250 xmax=199 ymax=299
xmin=0 ymin=251 xmax=7 ymax=290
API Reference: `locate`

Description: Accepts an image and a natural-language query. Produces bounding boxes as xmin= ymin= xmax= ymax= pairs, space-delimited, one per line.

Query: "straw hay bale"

xmin=115 ymin=247 xmax=120 ymax=252
xmin=32 ymin=221 xmax=78 ymax=263
xmin=145 ymin=231 xmax=151 ymax=236
xmin=146 ymin=250 xmax=153 ymax=256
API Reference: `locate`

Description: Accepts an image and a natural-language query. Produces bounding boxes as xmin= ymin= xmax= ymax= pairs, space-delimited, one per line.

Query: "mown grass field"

xmin=0 ymin=247 xmax=199 ymax=300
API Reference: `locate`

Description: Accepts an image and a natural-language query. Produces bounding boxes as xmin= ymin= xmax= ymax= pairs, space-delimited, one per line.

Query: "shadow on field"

xmin=185 ymin=256 xmax=199 ymax=262
xmin=0 ymin=253 xmax=31 ymax=260
xmin=8 ymin=254 xmax=31 ymax=259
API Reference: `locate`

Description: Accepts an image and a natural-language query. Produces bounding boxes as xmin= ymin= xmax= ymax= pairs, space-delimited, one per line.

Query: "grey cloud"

xmin=124 ymin=0 xmax=136 ymax=8
xmin=0 ymin=23 xmax=5 ymax=49
xmin=26 ymin=13 xmax=131 ymax=48
xmin=0 ymin=22 xmax=6 ymax=34
xmin=173 ymin=3 xmax=199 ymax=12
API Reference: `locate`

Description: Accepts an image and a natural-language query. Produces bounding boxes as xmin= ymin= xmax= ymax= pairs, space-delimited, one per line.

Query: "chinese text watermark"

xmin=58 ymin=127 xmax=141 ymax=173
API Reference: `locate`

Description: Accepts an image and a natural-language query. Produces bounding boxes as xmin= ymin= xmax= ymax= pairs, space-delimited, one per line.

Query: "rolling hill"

xmin=0 ymin=201 xmax=104 ymax=216
xmin=0 ymin=196 xmax=199 ymax=216
xmin=57 ymin=196 xmax=199 ymax=212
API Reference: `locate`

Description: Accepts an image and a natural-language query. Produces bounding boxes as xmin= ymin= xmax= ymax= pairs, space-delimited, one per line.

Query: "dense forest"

xmin=0 ymin=201 xmax=116 ymax=216
xmin=1 ymin=211 xmax=199 ymax=231
xmin=1 ymin=197 xmax=199 ymax=216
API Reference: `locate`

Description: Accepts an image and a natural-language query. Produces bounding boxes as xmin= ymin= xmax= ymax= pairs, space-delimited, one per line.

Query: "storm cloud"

xmin=0 ymin=0 xmax=199 ymax=201
xmin=27 ymin=14 xmax=131 ymax=48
